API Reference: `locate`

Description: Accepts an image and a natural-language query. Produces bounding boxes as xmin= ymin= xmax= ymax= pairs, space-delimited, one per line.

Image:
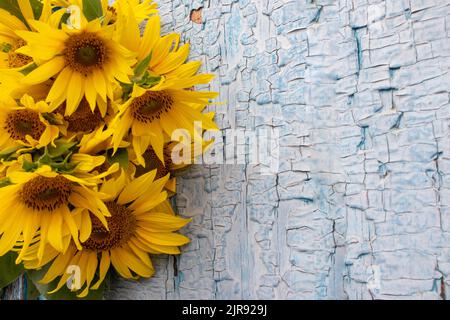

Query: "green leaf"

xmin=0 ymin=0 xmax=26 ymax=25
xmin=37 ymin=152 xmax=52 ymax=166
xmin=20 ymin=62 xmax=38 ymax=76
xmin=134 ymin=52 xmax=153 ymax=79
xmin=29 ymin=0 xmax=43 ymax=20
xmin=0 ymin=252 xmax=25 ymax=289
xmin=82 ymin=0 xmax=103 ymax=21
xmin=59 ymin=11 xmax=71 ymax=28
xmin=139 ymin=72 xmax=162 ymax=89
xmin=22 ymin=160 xmax=38 ymax=172
xmin=26 ymin=268 xmax=105 ymax=300
xmin=107 ymin=148 xmax=129 ymax=169
xmin=47 ymin=140 xmax=78 ymax=158
xmin=25 ymin=275 xmax=41 ymax=300
xmin=51 ymin=160 xmax=78 ymax=173
xmin=0 ymin=145 xmax=21 ymax=161
xmin=121 ymin=82 xmax=133 ymax=101
xmin=0 ymin=177 xmax=11 ymax=188
xmin=0 ymin=0 xmax=42 ymax=21
xmin=42 ymin=113 xmax=64 ymax=126
xmin=1 ymin=42 xmax=12 ymax=53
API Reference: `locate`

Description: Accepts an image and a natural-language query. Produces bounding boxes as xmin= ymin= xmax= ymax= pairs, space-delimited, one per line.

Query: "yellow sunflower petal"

xmin=90 ymin=251 xmax=111 ymax=290
xmin=47 ymin=209 xmax=64 ymax=252
xmin=66 ymin=72 xmax=83 ymax=115
xmin=117 ymin=169 xmax=157 ymax=205
xmin=22 ymin=57 xmax=65 ymax=85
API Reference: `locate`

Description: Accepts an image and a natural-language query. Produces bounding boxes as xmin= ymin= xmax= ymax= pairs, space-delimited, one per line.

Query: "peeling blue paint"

xmin=390 ymin=112 xmax=403 ymax=129
xmin=174 ymin=271 xmax=184 ymax=289
xmin=225 ymin=4 xmax=242 ymax=62
xmin=357 ymin=126 xmax=370 ymax=151
xmin=107 ymin=0 xmax=450 ymax=301
xmin=352 ymin=27 xmax=364 ymax=74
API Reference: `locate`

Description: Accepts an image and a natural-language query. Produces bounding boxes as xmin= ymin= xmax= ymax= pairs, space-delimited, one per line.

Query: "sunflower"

xmin=0 ymin=0 xmax=57 ymax=69
xmin=0 ymin=94 xmax=62 ymax=150
xmin=49 ymin=0 xmax=157 ymax=24
xmin=164 ymin=135 xmax=215 ymax=172
xmin=132 ymin=144 xmax=177 ymax=193
xmin=0 ymin=163 xmax=121 ymax=264
xmin=0 ymin=70 xmax=52 ymax=105
xmin=69 ymin=153 xmax=108 ymax=175
xmin=77 ymin=125 xmax=115 ymax=155
xmin=0 ymin=6 xmax=34 ymax=70
xmin=21 ymin=169 xmax=190 ymax=297
xmin=111 ymin=84 xmax=218 ymax=166
xmin=55 ymin=98 xmax=107 ymax=134
xmin=117 ymin=10 xmax=214 ymax=85
xmin=132 ymin=138 xmax=214 ymax=193
xmin=113 ymin=0 xmax=158 ymax=24
xmin=16 ymin=18 xmax=136 ymax=115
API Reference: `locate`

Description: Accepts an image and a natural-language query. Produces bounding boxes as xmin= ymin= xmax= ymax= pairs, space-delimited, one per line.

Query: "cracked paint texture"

xmin=106 ymin=0 xmax=450 ymax=300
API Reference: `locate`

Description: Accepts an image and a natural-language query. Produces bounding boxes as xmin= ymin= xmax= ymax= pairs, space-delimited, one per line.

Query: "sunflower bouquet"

xmin=0 ymin=0 xmax=217 ymax=299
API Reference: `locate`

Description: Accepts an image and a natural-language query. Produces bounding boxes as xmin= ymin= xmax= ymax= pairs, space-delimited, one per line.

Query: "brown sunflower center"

xmin=64 ymin=32 xmax=107 ymax=75
xmin=82 ymin=202 xmax=137 ymax=251
xmin=8 ymin=38 xmax=33 ymax=68
xmin=130 ymin=91 xmax=173 ymax=124
xmin=58 ymin=99 xmax=103 ymax=132
xmin=135 ymin=146 xmax=172 ymax=179
xmin=4 ymin=109 xmax=46 ymax=141
xmin=19 ymin=176 xmax=72 ymax=211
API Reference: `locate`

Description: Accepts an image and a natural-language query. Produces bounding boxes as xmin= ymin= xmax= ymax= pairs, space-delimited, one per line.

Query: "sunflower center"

xmin=135 ymin=146 xmax=172 ymax=179
xmin=77 ymin=46 xmax=98 ymax=66
xmin=130 ymin=91 xmax=174 ymax=124
xmin=19 ymin=176 xmax=72 ymax=211
xmin=82 ymin=202 xmax=137 ymax=251
xmin=4 ymin=109 xmax=46 ymax=141
xmin=8 ymin=38 xmax=33 ymax=68
xmin=58 ymin=99 xmax=103 ymax=132
xmin=64 ymin=32 xmax=107 ymax=75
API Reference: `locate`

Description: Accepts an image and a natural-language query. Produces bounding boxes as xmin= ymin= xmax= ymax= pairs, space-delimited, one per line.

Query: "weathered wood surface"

xmin=105 ymin=0 xmax=450 ymax=300
xmin=106 ymin=0 xmax=450 ymax=300
xmin=5 ymin=0 xmax=448 ymax=300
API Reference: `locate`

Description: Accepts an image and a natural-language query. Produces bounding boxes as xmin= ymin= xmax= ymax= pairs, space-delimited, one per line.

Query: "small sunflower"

xmin=0 ymin=36 xmax=33 ymax=70
xmin=132 ymin=139 xmax=214 ymax=193
xmin=69 ymin=153 xmax=108 ymax=175
xmin=132 ymin=144 xmax=177 ymax=193
xmin=0 ymin=164 xmax=120 ymax=263
xmin=164 ymin=137 xmax=215 ymax=172
xmin=0 ymin=6 xmax=34 ymax=69
xmin=0 ymin=0 xmax=57 ymax=69
xmin=113 ymin=0 xmax=158 ymax=24
xmin=111 ymin=85 xmax=218 ymax=166
xmin=21 ymin=170 xmax=190 ymax=297
xmin=77 ymin=125 xmax=115 ymax=155
xmin=117 ymin=11 xmax=214 ymax=85
xmin=56 ymin=98 xmax=106 ymax=134
xmin=49 ymin=0 xmax=157 ymax=24
xmin=0 ymin=94 xmax=61 ymax=150
xmin=0 ymin=70 xmax=52 ymax=105
xmin=16 ymin=18 xmax=136 ymax=115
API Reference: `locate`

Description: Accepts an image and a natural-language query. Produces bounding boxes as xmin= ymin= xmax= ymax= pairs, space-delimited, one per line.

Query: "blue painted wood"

xmin=112 ymin=0 xmax=450 ymax=300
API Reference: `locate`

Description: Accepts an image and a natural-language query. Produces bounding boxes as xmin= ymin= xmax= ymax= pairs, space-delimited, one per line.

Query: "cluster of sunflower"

xmin=0 ymin=0 xmax=217 ymax=299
